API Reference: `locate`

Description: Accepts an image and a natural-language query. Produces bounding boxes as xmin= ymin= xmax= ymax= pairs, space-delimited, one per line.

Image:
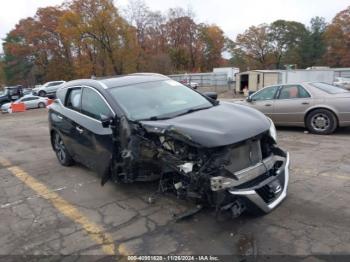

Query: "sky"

xmin=0 ymin=0 xmax=349 ymax=53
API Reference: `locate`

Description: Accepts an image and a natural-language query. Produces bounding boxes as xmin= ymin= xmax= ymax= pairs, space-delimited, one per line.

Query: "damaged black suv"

xmin=48 ymin=73 xmax=290 ymax=218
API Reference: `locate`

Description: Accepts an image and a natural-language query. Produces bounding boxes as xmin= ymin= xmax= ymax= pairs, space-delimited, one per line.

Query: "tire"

xmin=306 ymin=109 xmax=337 ymax=135
xmin=38 ymin=90 xmax=46 ymax=97
xmin=52 ymin=132 xmax=74 ymax=166
xmin=38 ymin=102 xmax=46 ymax=108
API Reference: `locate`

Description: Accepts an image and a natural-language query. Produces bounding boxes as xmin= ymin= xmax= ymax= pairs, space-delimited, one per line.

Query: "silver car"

xmin=32 ymin=80 xmax=66 ymax=97
xmin=1 ymin=95 xmax=48 ymax=113
xmin=240 ymin=82 xmax=350 ymax=134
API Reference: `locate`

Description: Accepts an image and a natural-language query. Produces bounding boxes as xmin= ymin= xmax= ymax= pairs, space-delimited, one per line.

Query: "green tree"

xmin=0 ymin=58 xmax=6 ymax=87
xmin=2 ymin=19 xmax=37 ymax=86
xmin=299 ymin=17 xmax=327 ymax=68
xmin=268 ymin=20 xmax=308 ymax=69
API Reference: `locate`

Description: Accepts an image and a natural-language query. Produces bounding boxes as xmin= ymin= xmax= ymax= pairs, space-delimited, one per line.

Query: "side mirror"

xmin=100 ymin=114 xmax=114 ymax=128
xmin=203 ymin=92 xmax=218 ymax=100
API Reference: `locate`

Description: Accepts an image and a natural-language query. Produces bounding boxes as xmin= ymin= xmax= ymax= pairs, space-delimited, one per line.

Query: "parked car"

xmin=32 ymin=81 xmax=66 ymax=97
xmin=240 ymin=82 xmax=350 ymax=134
xmin=1 ymin=95 xmax=48 ymax=113
xmin=48 ymin=73 xmax=289 ymax=218
xmin=23 ymin=88 xmax=33 ymax=95
xmin=334 ymin=77 xmax=350 ymax=90
xmin=180 ymin=79 xmax=199 ymax=89
xmin=0 ymin=85 xmax=24 ymax=106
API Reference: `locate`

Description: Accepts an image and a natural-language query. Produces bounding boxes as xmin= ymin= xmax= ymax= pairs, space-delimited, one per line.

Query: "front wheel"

xmin=53 ymin=132 xmax=74 ymax=166
xmin=306 ymin=109 xmax=337 ymax=135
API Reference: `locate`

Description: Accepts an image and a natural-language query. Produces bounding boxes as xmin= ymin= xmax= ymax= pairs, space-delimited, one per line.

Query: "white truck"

xmin=213 ymin=67 xmax=240 ymax=82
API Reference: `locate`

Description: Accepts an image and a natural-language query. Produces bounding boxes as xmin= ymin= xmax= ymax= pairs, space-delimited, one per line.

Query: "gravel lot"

xmin=0 ymin=109 xmax=349 ymax=259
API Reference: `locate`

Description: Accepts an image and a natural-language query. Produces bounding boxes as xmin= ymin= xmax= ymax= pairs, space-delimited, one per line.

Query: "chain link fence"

xmin=168 ymin=73 xmax=235 ymax=97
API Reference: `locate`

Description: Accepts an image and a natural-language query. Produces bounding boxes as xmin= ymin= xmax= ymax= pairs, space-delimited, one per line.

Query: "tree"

xmin=62 ymin=0 xmax=138 ymax=75
xmin=0 ymin=58 xmax=5 ymax=87
xmin=2 ymin=18 xmax=38 ymax=86
xmin=268 ymin=20 xmax=308 ymax=69
xmin=324 ymin=6 xmax=350 ymax=67
xmin=298 ymin=17 xmax=327 ymax=68
xmin=165 ymin=8 xmax=199 ymax=72
xmin=198 ymin=24 xmax=225 ymax=71
xmin=2 ymin=0 xmax=229 ymax=84
xmin=235 ymin=24 xmax=272 ymax=69
xmin=124 ymin=0 xmax=167 ymax=71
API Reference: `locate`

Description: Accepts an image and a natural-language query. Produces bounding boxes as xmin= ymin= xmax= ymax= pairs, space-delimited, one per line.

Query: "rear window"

xmin=310 ymin=82 xmax=349 ymax=94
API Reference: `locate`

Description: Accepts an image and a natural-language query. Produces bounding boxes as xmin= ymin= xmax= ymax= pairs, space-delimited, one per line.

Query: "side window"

xmin=251 ymin=86 xmax=279 ymax=101
xmin=66 ymin=88 xmax=82 ymax=111
xmin=278 ymin=85 xmax=311 ymax=99
xmin=26 ymin=97 xmax=38 ymax=101
xmin=81 ymin=87 xmax=112 ymax=120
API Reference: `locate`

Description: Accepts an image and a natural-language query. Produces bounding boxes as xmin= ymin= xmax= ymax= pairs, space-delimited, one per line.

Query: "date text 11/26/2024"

xmin=127 ymin=255 xmax=220 ymax=261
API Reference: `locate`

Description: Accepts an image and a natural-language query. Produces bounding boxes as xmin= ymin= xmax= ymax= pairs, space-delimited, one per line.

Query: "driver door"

xmin=248 ymin=85 xmax=280 ymax=120
xmin=73 ymin=87 xmax=114 ymax=176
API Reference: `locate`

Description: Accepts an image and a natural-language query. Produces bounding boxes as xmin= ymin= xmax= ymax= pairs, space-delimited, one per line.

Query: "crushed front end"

xmin=155 ymin=130 xmax=290 ymax=217
xmin=108 ymin=115 xmax=290 ymax=218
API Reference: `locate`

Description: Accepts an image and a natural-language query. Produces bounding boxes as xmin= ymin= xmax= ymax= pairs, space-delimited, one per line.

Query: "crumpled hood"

xmin=140 ymin=102 xmax=271 ymax=148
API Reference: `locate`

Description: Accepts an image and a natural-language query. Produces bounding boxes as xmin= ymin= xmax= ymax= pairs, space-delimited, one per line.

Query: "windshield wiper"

xmin=138 ymin=116 xmax=171 ymax=121
xmin=175 ymin=106 xmax=212 ymax=117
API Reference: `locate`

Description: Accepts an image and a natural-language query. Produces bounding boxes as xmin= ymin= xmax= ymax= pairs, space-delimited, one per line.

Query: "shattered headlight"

xmin=268 ymin=117 xmax=277 ymax=141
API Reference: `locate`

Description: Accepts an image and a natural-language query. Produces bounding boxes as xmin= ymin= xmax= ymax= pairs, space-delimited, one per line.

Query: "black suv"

xmin=0 ymin=85 xmax=24 ymax=106
xmin=48 ymin=73 xmax=290 ymax=218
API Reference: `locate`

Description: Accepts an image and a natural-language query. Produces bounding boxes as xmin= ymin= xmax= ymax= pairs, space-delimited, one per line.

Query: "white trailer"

xmin=213 ymin=67 xmax=240 ymax=82
xmin=280 ymin=70 xmax=334 ymax=85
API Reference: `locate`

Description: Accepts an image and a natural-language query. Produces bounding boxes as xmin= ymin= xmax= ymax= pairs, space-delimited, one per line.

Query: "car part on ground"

xmin=49 ymin=74 xmax=290 ymax=219
xmin=239 ymin=82 xmax=350 ymax=134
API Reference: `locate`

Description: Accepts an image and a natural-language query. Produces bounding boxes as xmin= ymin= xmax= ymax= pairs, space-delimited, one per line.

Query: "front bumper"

xmin=228 ymin=152 xmax=290 ymax=213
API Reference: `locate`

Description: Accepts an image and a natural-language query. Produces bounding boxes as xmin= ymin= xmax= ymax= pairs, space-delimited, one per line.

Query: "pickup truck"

xmin=0 ymin=86 xmax=24 ymax=106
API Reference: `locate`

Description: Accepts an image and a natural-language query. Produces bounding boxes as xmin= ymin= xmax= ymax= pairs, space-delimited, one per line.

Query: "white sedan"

xmin=1 ymin=95 xmax=49 ymax=113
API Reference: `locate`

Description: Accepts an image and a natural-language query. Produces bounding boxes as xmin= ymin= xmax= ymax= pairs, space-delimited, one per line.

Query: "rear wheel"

xmin=53 ymin=132 xmax=74 ymax=166
xmin=38 ymin=102 xmax=46 ymax=108
xmin=306 ymin=109 xmax=337 ymax=135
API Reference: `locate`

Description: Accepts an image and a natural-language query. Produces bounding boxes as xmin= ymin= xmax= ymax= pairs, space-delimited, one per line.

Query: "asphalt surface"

xmin=0 ymin=109 xmax=349 ymax=259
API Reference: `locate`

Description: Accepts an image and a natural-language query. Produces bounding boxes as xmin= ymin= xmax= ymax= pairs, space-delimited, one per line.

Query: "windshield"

xmin=109 ymin=80 xmax=213 ymax=121
xmin=310 ymin=82 xmax=349 ymax=94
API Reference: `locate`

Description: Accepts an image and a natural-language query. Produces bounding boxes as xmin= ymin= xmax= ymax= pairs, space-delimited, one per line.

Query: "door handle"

xmin=301 ymin=102 xmax=309 ymax=105
xmin=264 ymin=104 xmax=272 ymax=107
xmin=76 ymin=126 xmax=84 ymax=134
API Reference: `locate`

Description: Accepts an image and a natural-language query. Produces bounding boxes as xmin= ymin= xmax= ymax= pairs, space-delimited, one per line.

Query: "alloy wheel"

xmin=54 ymin=133 xmax=66 ymax=163
xmin=311 ymin=113 xmax=330 ymax=132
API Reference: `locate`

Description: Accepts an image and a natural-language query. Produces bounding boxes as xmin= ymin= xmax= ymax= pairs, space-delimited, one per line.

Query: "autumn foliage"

xmin=2 ymin=1 xmax=350 ymax=86
xmin=323 ymin=6 xmax=350 ymax=67
xmin=2 ymin=0 xmax=226 ymax=86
